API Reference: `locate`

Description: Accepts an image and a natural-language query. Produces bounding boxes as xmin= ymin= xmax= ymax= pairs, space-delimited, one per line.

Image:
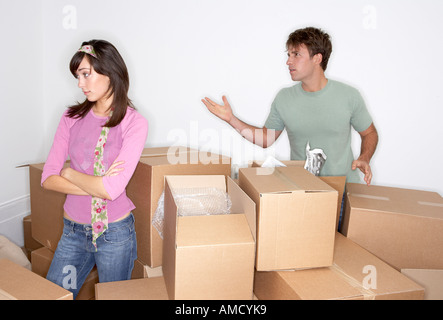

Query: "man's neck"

xmin=301 ymin=73 xmax=328 ymax=92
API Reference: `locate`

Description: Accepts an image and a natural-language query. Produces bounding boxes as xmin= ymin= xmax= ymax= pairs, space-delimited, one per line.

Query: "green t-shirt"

xmin=264 ymin=79 xmax=373 ymax=183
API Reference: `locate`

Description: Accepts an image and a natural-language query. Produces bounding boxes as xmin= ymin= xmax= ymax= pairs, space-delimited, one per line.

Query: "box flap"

xmin=176 ymin=214 xmax=254 ymax=247
xmin=164 ymin=175 xmax=226 ymax=191
xmin=141 ymin=146 xmax=197 ymax=157
xmin=240 ymin=167 xmax=336 ymax=194
xmin=228 ymin=177 xmax=256 ymax=242
xmin=347 ymin=183 xmax=443 ymax=219
xmin=140 ymin=153 xmax=230 ymax=167
xmin=163 ymin=179 xmax=179 ymax=299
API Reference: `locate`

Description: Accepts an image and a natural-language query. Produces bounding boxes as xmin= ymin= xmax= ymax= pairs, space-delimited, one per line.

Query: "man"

xmin=202 ymin=27 xmax=378 ymax=185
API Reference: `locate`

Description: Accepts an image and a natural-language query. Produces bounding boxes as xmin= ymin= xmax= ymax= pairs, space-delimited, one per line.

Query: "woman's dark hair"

xmin=286 ymin=27 xmax=332 ymax=71
xmin=67 ymin=39 xmax=134 ymax=127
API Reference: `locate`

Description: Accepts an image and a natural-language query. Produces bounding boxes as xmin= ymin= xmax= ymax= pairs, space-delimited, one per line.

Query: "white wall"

xmin=1 ymin=0 xmax=442 ymax=245
xmin=0 ymin=0 xmax=44 ymax=245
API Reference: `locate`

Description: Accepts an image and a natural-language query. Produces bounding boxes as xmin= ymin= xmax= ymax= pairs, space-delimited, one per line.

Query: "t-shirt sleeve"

xmin=41 ymin=111 xmax=72 ymax=185
xmin=102 ymin=111 xmax=148 ymax=201
xmin=264 ymin=95 xmax=285 ymax=131
xmin=350 ymin=90 xmax=373 ymax=133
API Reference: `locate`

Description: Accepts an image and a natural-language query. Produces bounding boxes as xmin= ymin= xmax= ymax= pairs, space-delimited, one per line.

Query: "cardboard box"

xmin=254 ymin=233 xmax=424 ymax=300
xmin=23 ymin=215 xmax=43 ymax=253
xmin=30 ymin=246 xmax=99 ymax=300
xmin=163 ymin=175 xmax=256 ymax=300
xmin=95 ymin=277 xmax=169 ymax=300
xmin=250 ymin=160 xmax=346 ymax=230
xmin=29 ymin=163 xmax=68 ymax=250
xmin=401 ymin=269 xmax=443 ymax=300
xmin=341 ymin=183 xmax=443 ymax=270
xmin=239 ymin=166 xmax=338 ymax=271
xmin=126 ymin=152 xmax=231 ymax=267
xmin=0 ymin=258 xmax=73 ymax=300
xmin=132 ymin=259 xmax=163 ymax=279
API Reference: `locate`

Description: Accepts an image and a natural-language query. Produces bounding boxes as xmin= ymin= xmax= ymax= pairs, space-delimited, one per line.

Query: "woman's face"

xmin=75 ymin=56 xmax=111 ymax=104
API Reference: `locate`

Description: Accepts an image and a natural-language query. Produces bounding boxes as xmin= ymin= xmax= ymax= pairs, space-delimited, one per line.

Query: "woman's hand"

xmin=105 ymin=160 xmax=125 ymax=177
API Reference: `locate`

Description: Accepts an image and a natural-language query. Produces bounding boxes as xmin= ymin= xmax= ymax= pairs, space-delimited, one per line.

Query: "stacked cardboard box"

xmin=19 ymin=147 xmax=431 ymax=300
xmin=25 ymin=146 xmax=231 ymax=299
xmin=239 ymin=166 xmax=339 ymax=270
xmin=93 ymin=157 xmax=426 ymax=300
xmin=126 ymin=148 xmax=231 ymax=268
xmin=341 ymin=182 xmax=443 ymax=299
xmin=238 ymin=163 xmax=425 ymax=300
xmin=27 ymin=163 xmax=100 ymax=300
xmin=254 ymin=233 xmax=424 ymax=300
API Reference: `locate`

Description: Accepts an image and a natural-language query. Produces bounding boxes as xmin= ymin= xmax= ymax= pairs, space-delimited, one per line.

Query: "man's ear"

xmin=313 ymin=53 xmax=323 ymax=66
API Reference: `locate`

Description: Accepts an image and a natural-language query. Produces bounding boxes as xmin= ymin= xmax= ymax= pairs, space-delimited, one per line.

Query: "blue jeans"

xmin=46 ymin=213 xmax=137 ymax=299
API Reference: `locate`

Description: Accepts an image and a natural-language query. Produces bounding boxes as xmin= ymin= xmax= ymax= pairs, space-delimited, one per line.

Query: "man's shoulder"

xmin=275 ymin=82 xmax=301 ymax=99
xmin=329 ymin=79 xmax=360 ymax=95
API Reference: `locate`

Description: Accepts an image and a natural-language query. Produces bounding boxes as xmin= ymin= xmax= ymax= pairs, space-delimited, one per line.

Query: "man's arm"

xmin=352 ymin=123 xmax=379 ymax=185
xmin=202 ymin=95 xmax=282 ymax=148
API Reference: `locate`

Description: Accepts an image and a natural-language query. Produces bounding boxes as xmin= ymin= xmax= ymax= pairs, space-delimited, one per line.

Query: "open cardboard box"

xmin=126 ymin=152 xmax=231 ymax=267
xmin=254 ymin=233 xmax=424 ymax=300
xmin=162 ymin=175 xmax=256 ymax=300
xmin=239 ymin=166 xmax=338 ymax=271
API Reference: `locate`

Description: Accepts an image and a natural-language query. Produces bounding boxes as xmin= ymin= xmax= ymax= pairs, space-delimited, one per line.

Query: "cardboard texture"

xmin=31 ymin=246 xmax=99 ymax=300
xmin=95 ymin=277 xmax=169 ymax=300
xmin=163 ymin=175 xmax=256 ymax=300
xmin=29 ymin=163 xmax=68 ymax=250
xmin=341 ymin=183 xmax=443 ymax=270
xmin=141 ymin=146 xmax=198 ymax=158
xmin=132 ymin=259 xmax=163 ymax=279
xmin=239 ymin=166 xmax=338 ymax=271
xmin=401 ymin=269 xmax=443 ymax=300
xmin=254 ymin=233 xmax=424 ymax=300
xmin=251 ymin=160 xmax=346 ymax=230
xmin=126 ymin=152 xmax=231 ymax=267
xmin=23 ymin=215 xmax=43 ymax=252
xmin=0 ymin=258 xmax=73 ymax=300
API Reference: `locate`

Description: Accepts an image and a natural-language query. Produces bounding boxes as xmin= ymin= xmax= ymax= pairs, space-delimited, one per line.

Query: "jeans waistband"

xmin=63 ymin=212 xmax=134 ymax=232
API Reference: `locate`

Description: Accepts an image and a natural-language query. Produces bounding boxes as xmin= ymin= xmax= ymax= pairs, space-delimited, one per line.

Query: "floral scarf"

xmin=91 ymin=120 xmax=111 ymax=250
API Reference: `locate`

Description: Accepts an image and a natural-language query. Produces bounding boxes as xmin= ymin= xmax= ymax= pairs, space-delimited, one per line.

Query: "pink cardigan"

xmin=41 ymin=107 xmax=148 ymax=223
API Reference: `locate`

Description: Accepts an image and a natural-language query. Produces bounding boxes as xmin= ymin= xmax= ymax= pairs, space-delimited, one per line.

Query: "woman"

xmin=41 ymin=40 xmax=148 ymax=299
